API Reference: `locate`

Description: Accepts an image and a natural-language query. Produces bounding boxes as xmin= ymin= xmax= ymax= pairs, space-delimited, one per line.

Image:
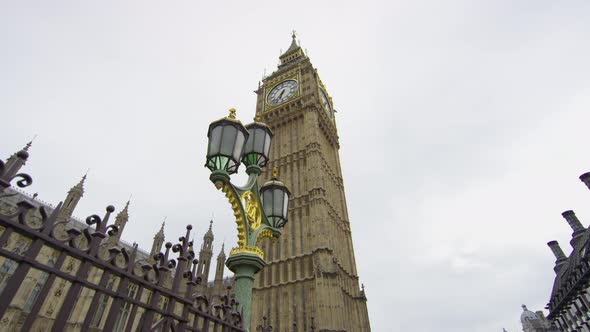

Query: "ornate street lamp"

xmin=206 ymin=108 xmax=250 ymax=175
xmin=205 ymin=109 xmax=290 ymax=329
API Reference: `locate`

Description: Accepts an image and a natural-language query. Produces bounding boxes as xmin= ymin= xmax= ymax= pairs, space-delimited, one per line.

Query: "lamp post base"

xmin=226 ymin=252 xmax=266 ymax=331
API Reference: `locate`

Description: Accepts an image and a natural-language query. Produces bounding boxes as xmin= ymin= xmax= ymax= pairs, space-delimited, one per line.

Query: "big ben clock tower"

xmin=250 ymin=33 xmax=371 ymax=331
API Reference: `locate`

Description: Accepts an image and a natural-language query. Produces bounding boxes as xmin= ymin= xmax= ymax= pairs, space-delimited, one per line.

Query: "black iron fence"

xmin=0 ymin=149 xmax=244 ymax=331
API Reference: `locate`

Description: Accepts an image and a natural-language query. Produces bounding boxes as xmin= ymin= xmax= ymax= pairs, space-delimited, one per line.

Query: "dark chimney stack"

xmin=548 ymin=241 xmax=566 ymax=260
xmin=562 ymin=210 xmax=584 ymax=232
xmin=562 ymin=210 xmax=586 ymax=248
xmin=547 ymin=241 xmax=568 ymax=273
xmin=580 ymin=172 xmax=590 ymax=191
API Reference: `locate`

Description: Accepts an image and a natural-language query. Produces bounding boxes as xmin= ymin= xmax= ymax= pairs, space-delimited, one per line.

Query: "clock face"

xmin=267 ymin=80 xmax=298 ymax=106
xmin=320 ymin=89 xmax=332 ymax=117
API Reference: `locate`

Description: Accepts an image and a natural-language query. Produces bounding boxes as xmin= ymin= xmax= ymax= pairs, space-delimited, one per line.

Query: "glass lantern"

xmin=242 ymin=120 xmax=273 ymax=168
xmin=205 ymin=109 xmax=249 ymax=175
xmin=260 ymin=168 xmax=290 ymax=228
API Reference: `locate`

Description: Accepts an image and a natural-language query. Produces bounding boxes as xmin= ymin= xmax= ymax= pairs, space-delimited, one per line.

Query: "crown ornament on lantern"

xmin=228 ymin=108 xmax=237 ymax=119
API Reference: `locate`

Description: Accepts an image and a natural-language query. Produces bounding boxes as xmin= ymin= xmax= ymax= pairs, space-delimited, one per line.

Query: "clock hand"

xmin=278 ymin=89 xmax=285 ymax=99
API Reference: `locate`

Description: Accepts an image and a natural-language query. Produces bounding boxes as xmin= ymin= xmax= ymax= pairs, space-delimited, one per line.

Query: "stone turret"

xmin=214 ymin=243 xmax=226 ymax=282
xmin=56 ymin=175 xmax=86 ymax=223
xmin=197 ymin=221 xmax=214 ymax=286
xmin=4 ymin=141 xmax=32 ymax=171
xmin=109 ymin=200 xmax=130 ymax=244
xmin=1 ymin=141 xmax=32 ymax=191
xmin=212 ymin=243 xmax=226 ymax=303
xmin=150 ymin=221 xmax=165 ymax=262
xmin=203 ymin=220 xmax=214 ymax=250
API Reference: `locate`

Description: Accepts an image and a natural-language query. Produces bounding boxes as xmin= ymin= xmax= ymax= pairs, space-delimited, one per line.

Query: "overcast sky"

xmin=2 ymin=1 xmax=590 ymax=331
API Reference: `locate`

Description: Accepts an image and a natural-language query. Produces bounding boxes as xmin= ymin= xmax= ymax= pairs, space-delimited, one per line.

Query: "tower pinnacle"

xmin=56 ymin=174 xmax=87 ymax=223
xmin=285 ymin=32 xmax=299 ymax=54
xmin=214 ymin=242 xmax=226 ymax=284
xmin=204 ymin=220 xmax=214 ymax=240
xmin=155 ymin=220 xmax=165 ymax=239
xmin=218 ymin=242 xmax=226 ymax=259
xmin=4 ymin=140 xmax=34 ymax=172
xmin=109 ymin=200 xmax=130 ymax=242
xmin=197 ymin=219 xmax=215 ymax=285
xmin=150 ymin=219 xmax=166 ymax=261
xmin=278 ymin=31 xmax=305 ymax=69
xmin=71 ymin=174 xmax=86 ymax=194
xmin=23 ymin=140 xmax=33 ymax=152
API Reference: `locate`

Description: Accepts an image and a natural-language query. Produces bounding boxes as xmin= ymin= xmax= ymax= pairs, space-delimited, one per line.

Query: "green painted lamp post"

xmin=205 ymin=109 xmax=290 ymax=329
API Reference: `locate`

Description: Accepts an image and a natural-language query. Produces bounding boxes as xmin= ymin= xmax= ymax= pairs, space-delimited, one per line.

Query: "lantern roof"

xmin=248 ymin=114 xmax=274 ymax=136
xmin=207 ymin=108 xmax=247 ymax=137
xmin=261 ymin=167 xmax=291 ymax=195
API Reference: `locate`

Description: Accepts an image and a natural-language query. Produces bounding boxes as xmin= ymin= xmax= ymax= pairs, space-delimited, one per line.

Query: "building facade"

xmin=545 ymin=172 xmax=590 ymax=331
xmin=0 ymin=143 xmax=233 ymax=331
xmin=249 ymin=34 xmax=371 ymax=331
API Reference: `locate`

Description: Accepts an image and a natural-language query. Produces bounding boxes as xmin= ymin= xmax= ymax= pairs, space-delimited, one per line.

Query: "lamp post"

xmin=205 ymin=108 xmax=290 ymax=329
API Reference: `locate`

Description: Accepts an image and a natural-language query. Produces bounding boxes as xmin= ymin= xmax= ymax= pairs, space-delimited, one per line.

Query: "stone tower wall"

xmin=249 ymin=44 xmax=370 ymax=331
